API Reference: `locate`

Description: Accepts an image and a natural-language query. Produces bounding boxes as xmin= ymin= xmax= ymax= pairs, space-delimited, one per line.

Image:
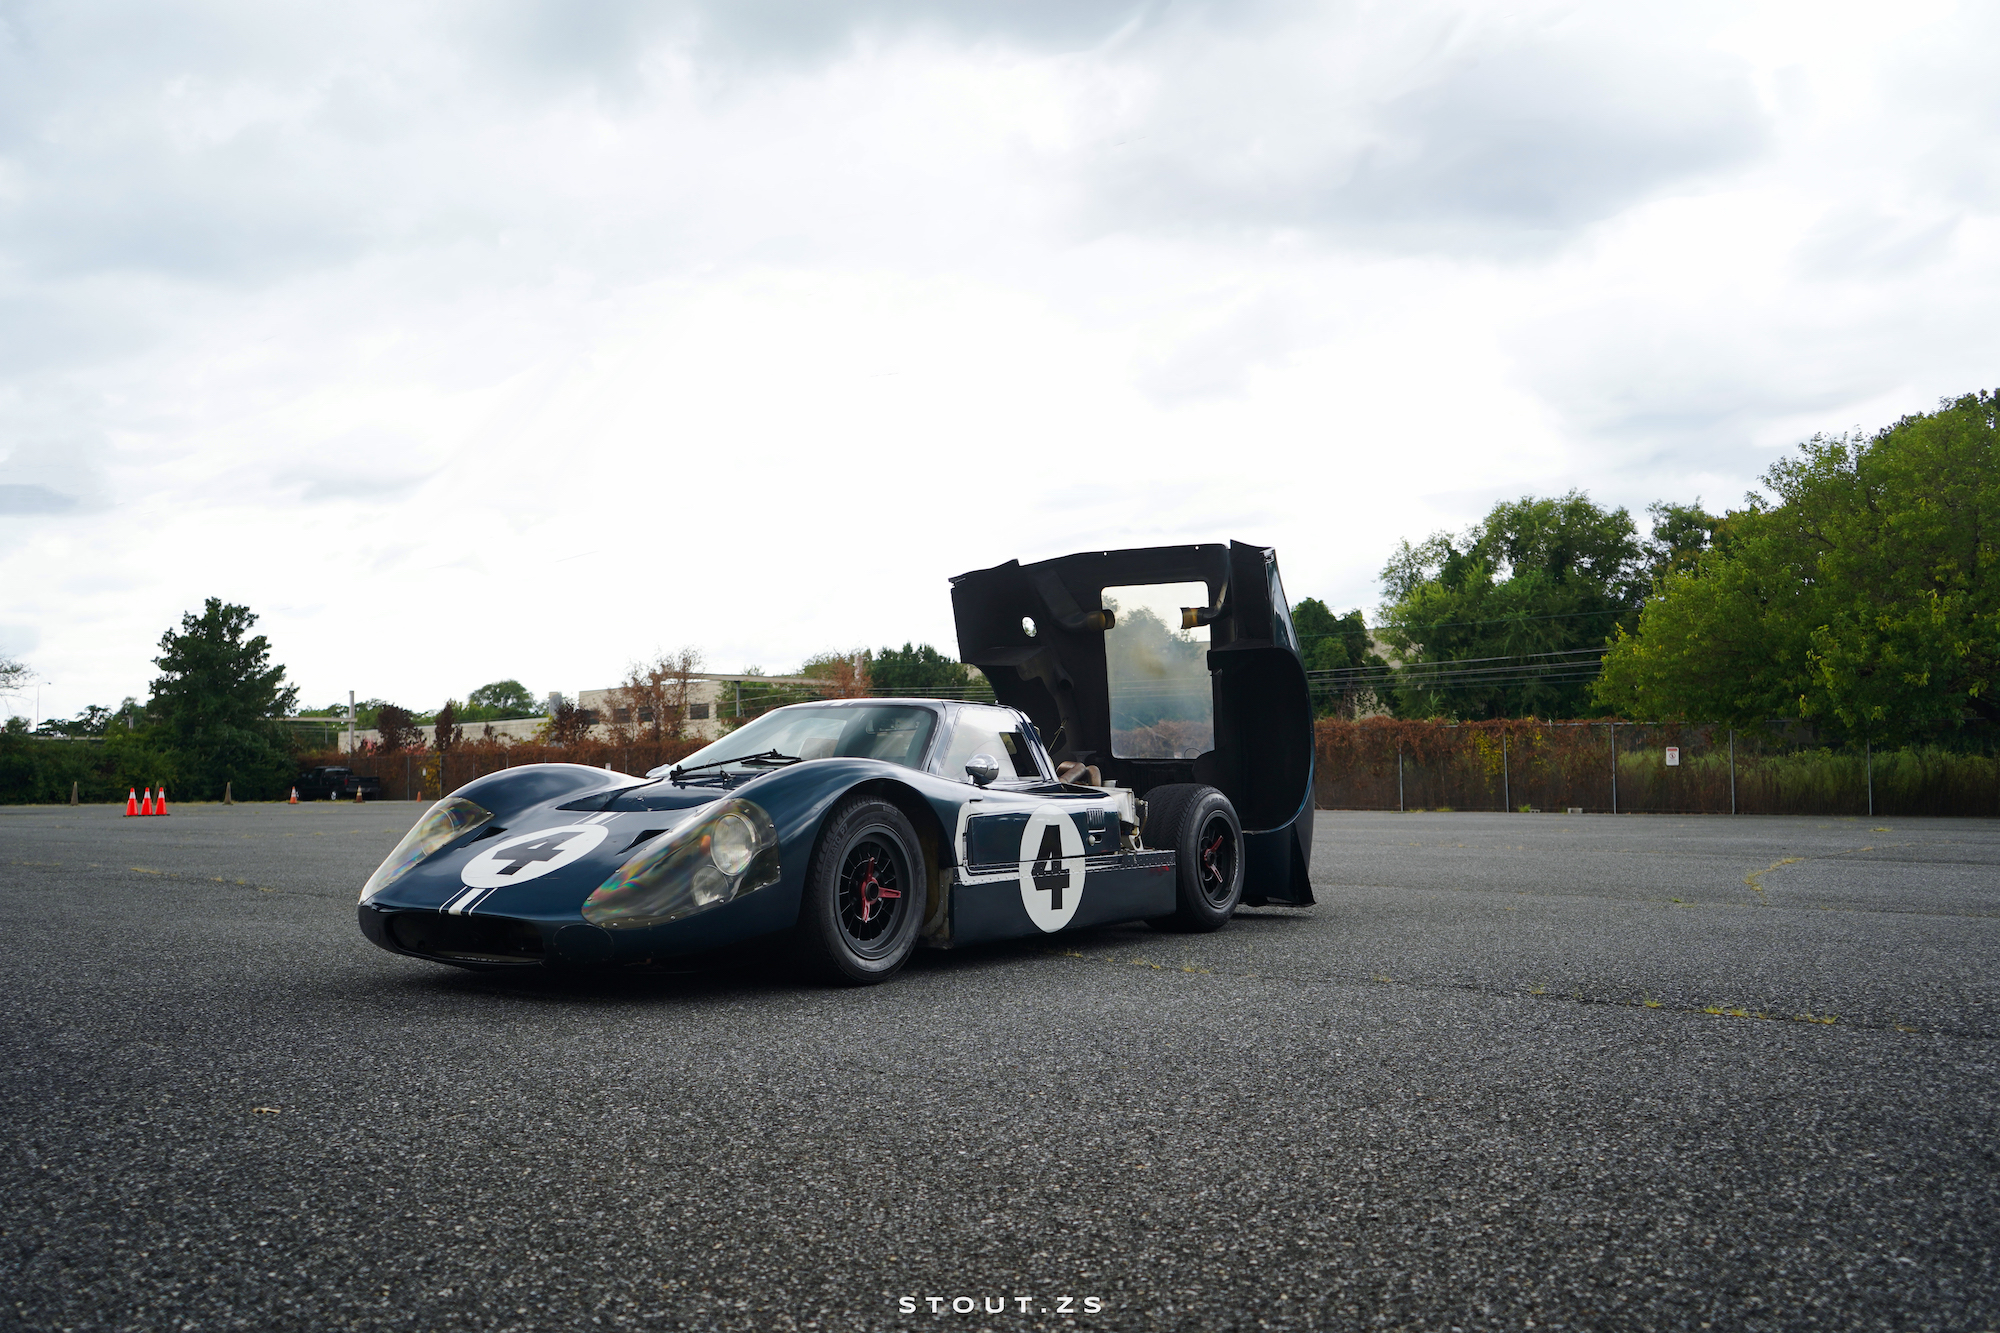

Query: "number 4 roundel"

xmin=1017 ymin=805 xmax=1086 ymax=932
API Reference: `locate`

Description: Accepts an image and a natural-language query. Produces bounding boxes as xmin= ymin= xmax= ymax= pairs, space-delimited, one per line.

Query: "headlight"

xmin=711 ymin=813 xmax=757 ymax=875
xmin=583 ymin=799 xmax=780 ymax=929
xmin=360 ymin=796 xmax=494 ymax=902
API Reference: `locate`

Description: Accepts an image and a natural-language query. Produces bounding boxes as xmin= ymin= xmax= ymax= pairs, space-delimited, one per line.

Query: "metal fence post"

xmin=1398 ymin=750 xmax=1404 ymax=812
xmin=1729 ymin=728 xmax=1736 ymax=815
xmin=1501 ymin=733 xmax=1510 ymax=812
xmin=1609 ymin=721 xmax=1618 ymax=814
xmin=1866 ymin=740 xmax=1873 ymax=817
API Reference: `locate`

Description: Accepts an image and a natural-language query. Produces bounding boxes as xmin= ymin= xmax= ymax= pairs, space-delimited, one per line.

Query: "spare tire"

xmin=1140 ymin=783 xmax=1244 ymax=932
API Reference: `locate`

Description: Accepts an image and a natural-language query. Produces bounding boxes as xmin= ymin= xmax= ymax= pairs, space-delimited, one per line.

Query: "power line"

xmin=1309 ymin=645 xmax=1607 ymax=696
xmin=1295 ymin=605 xmax=1636 ymax=641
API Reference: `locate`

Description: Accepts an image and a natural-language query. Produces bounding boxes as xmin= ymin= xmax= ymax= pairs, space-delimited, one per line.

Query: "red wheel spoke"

xmin=1200 ymin=831 xmax=1228 ymax=884
xmin=841 ymin=843 xmax=904 ymax=937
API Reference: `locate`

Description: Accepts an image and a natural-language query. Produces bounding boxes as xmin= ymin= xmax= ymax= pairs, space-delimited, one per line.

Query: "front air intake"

xmin=387 ymin=912 xmax=545 ymax=964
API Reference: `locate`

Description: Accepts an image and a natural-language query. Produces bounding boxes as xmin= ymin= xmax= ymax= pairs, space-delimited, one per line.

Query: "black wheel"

xmin=1141 ymin=783 xmax=1244 ymax=932
xmin=795 ymin=796 xmax=927 ymax=985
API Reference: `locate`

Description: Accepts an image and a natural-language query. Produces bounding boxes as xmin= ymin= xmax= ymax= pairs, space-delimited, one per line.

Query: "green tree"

xmin=1291 ymin=599 xmax=1387 ymax=716
xmin=1597 ymin=391 xmax=2000 ymax=739
xmin=147 ymin=598 xmax=299 ymax=799
xmin=1378 ymin=492 xmax=1645 ymax=718
xmin=1643 ymin=500 xmax=1721 ymax=582
xmin=799 ymin=650 xmax=870 ymax=697
xmin=871 ymin=643 xmax=982 ymax=697
xmin=35 ymin=704 xmax=114 ymax=738
xmin=464 ymin=679 xmax=539 ymax=721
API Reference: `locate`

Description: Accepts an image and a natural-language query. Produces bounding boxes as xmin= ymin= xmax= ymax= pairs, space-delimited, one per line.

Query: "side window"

xmin=1267 ymin=556 xmax=1298 ymax=652
xmin=996 ymin=729 xmax=1042 ymax=779
xmin=940 ymin=709 xmax=1044 ymax=784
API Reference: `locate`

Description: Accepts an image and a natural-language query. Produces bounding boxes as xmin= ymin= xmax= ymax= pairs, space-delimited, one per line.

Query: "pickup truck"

xmin=294 ymin=766 xmax=383 ymax=801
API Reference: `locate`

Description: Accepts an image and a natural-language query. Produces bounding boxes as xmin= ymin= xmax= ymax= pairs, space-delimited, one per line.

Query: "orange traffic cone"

xmin=352 ymin=787 xmax=364 ymax=804
xmin=155 ymin=786 xmax=170 ymax=816
xmin=140 ymin=787 xmax=154 ymax=816
xmin=124 ymin=788 xmax=139 ymax=817
xmin=288 ymin=787 xmax=299 ymax=804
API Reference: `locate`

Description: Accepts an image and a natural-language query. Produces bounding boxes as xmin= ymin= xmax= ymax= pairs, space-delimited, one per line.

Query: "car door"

xmin=934 ymin=706 xmax=1167 ymax=944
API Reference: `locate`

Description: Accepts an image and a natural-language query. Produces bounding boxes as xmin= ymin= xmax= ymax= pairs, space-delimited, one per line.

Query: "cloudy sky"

xmin=3 ymin=0 xmax=1995 ymax=722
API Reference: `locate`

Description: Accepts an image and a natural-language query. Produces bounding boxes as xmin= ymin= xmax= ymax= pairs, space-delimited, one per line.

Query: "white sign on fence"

xmin=1665 ymin=746 xmax=1680 ymax=766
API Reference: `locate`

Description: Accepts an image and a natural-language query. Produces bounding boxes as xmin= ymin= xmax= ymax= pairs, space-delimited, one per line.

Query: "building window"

xmin=637 ymin=707 xmax=655 ymax=723
xmin=688 ymin=703 xmax=711 ymax=720
xmin=613 ymin=707 xmax=632 ymax=723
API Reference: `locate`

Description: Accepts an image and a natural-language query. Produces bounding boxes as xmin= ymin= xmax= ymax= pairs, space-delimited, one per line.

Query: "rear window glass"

xmin=1103 ymin=582 xmax=1214 ymax=760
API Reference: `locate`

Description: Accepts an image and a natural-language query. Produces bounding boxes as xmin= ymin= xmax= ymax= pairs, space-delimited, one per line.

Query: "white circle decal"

xmin=1017 ymin=804 xmax=1086 ymax=932
xmin=460 ymin=824 xmax=608 ymax=889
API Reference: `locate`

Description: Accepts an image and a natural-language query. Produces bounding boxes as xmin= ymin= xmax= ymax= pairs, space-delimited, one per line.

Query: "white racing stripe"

xmin=442 ymin=886 xmax=486 ymax=915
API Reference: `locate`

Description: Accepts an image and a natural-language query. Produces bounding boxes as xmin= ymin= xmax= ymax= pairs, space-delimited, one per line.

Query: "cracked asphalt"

xmin=2 ymin=802 xmax=1995 ymax=1332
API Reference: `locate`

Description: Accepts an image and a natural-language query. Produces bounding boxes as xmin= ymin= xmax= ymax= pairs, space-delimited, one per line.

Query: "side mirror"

xmin=965 ymin=754 xmax=1001 ymax=787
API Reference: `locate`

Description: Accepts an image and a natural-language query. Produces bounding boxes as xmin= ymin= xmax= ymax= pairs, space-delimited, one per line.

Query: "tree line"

xmin=8 ymin=389 xmax=1990 ymax=800
xmin=1301 ymin=389 xmax=1996 ymax=749
xmin=2 ymin=599 xmax=302 ymax=801
xmin=0 ymin=611 xmax=1002 ymax=801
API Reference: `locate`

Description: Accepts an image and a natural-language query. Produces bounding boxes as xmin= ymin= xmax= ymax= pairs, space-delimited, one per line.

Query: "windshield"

xmin=651 ymin=704 xmax=938 ymax=777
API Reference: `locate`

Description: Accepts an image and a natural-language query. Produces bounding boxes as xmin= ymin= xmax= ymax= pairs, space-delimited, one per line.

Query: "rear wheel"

xmin=1141 ymin=784 xmax=1244 ymax=932
xmin=795 ymin=797 xmax=927 ymax=985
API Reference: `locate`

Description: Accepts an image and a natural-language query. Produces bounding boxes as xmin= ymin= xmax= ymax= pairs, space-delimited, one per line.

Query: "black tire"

xmin=795 ymin=796 xmax=927 ymax=985
xmin=1141 ymin=784 xmax=1244 ymax=932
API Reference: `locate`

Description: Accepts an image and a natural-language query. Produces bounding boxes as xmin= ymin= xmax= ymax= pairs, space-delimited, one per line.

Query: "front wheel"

xmin=795 ymin=796 xmax=927 ymax=985
xmin=1141 ymin=784 xmax=1244 ymax=932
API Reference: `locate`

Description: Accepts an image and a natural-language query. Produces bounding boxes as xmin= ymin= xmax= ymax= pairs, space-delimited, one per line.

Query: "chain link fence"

xmin=1314 ymin=719 xmax=2000 ymax=817
xmin=299 ymin=720 xmax=2000 ymax=818
xmin=300 ymin=737 xmax=707 ymax=802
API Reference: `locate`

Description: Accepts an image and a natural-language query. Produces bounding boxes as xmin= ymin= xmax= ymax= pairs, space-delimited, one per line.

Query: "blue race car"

xmin=357 ymin=541 xmax=1315 ymax=984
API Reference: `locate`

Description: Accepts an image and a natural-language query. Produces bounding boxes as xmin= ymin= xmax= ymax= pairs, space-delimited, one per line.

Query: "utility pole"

xmin=347 ymin=689 xmax=356 ymax=755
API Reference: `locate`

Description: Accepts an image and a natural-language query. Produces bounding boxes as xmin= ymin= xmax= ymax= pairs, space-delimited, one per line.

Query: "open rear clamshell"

xmin=950 ymin=541 xmax=1314 ymax=905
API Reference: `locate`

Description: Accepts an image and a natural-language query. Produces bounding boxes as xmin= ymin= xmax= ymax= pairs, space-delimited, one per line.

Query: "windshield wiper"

xmin=668 ymin=749 xmax=803 ymax=782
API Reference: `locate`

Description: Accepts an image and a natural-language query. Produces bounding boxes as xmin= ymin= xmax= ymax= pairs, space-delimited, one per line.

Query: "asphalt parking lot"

xmin=2 ymin=803 xmax=1995 ymax=1333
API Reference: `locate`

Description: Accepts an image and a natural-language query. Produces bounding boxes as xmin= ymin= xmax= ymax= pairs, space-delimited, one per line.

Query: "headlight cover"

xmin=360 ymin=796 xmax=494 ymax=902
xmin=583 ymin=799 xmax=780 ymax=929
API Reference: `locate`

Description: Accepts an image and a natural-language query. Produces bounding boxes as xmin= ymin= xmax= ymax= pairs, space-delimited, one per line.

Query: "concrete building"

xmin=577 ymin=673 xmax=835 ymax=744
xmin=336 ymin=673 xmax=837 ymax=751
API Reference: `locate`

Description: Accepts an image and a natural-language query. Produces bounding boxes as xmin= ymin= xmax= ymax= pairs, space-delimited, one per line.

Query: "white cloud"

xmin=1 ymin=0 xmax=1995 ymax=722
xmin=1079 ymin=2 xmax=1770 ymax=251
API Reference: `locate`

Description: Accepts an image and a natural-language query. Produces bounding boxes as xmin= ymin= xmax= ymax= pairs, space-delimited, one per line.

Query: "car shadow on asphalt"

xmin=361 ymin=908 xmax=1316 ymax=1008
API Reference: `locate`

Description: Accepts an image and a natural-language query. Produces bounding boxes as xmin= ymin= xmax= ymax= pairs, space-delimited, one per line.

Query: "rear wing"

xmin=950 ymin=541 xmax=1314 ymax=905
